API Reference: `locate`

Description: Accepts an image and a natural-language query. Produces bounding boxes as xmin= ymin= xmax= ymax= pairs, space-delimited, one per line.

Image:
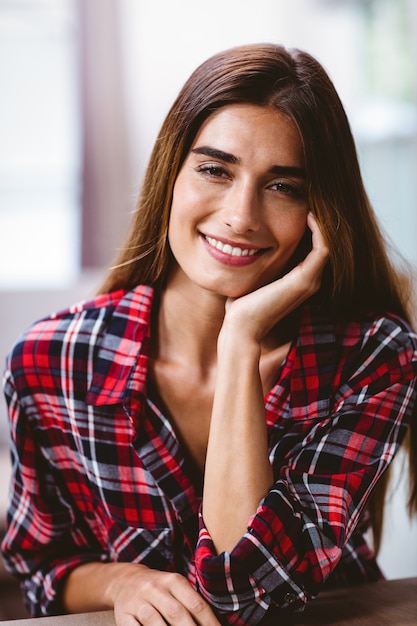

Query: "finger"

xmin=114 ymin=600 xmax=168 ymax=626
xmin=115 ymin=613 xmax=142 ymax=626
xmin=183 ymin=594 xmax=221 ymax=626
xmin=170 ymin=578 xmax=221 ymax=626
xmin=307 ymin=211 xmax=329 ymax=257
xmin=139 ymin=585 xmax=200 ymax=626
xmin=130 ymin=601 xmax=169 ymax=626
xmin=115 ymin=614 xmax=138 ymax=626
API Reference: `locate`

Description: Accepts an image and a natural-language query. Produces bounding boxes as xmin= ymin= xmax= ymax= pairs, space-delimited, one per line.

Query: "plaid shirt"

xmin=2 ymin=285 xmax=417 ymax=624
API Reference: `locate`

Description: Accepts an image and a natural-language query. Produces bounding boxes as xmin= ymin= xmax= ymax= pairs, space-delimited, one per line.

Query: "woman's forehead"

xmin=189 ymin=103 xmax=305 ymax=170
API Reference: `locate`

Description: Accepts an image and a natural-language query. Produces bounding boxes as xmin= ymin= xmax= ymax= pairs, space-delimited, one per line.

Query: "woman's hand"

xmin=110 ymin=564 xmax=220 ymax=626
xmin=220 ymin=212 xmax=329 ymax=346
xmin=63 ymin=561 xmax=220 ymax=626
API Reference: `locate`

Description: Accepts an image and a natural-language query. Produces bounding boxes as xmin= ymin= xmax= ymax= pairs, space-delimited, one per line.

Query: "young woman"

xmin=2 ymin=43 xmax=417 ymax=626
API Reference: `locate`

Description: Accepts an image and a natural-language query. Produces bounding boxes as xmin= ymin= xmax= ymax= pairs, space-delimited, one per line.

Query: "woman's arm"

xmin=203 ymin=213 xmax=329 ymax=552
xmin=2 ymin=359 xmax=220 ymax=626
xmin=197 ymin=307 xmax=417 ymax=622
xmin=203 ymin=331 xmax=273 ymax=553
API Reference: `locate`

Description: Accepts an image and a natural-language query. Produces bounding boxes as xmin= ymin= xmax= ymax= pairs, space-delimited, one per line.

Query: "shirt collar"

xmin=86 ymin=285 xmax=154 ymax=406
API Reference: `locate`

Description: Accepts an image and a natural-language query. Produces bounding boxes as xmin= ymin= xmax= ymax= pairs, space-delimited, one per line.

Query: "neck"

xmin=151 ymin=265 xmax=300 ymax=380
xmin=152 ymin=269 xmax=227 ymax=377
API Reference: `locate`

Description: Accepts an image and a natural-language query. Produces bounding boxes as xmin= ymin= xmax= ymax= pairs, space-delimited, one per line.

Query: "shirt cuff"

xmin=195 ymin=512 xmax=308 ymax=621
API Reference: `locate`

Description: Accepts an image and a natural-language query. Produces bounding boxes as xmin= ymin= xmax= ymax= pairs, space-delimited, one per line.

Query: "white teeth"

xmin=206 ymin=236 xmax=257 ymax=257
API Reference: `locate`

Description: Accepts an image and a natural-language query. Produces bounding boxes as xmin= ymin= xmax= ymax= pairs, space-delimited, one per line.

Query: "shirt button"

xmin=284 ymin=592 xmax=297 ymax=605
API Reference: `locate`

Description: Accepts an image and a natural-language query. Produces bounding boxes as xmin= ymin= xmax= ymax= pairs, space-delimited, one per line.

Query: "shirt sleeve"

xmin=194 ymin=316 xmax=417 ymax=624
xmin=1 ymin=362 xmax=109 ymax=617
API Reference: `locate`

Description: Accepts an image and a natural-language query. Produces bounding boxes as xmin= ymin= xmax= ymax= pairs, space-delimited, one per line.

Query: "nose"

xmin=222 ymin=181 xmax=261 ymax=234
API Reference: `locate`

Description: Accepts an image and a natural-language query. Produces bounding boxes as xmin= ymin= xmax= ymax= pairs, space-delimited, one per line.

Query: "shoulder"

xmin=305 ymin=305 xmax=417 ymax=351
xmin=338 ymin=312 xmax=417 ymax=362
xmin=7 ymin=289 xmax=125 ymax=356
xmin=4 ymin=285 xmax=154 ymax=382
xmin=301 ymin=306 xmax=417 ymax=383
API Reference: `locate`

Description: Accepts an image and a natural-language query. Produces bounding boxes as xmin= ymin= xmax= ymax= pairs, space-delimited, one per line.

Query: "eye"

xmin=269 ymin=180 xmax=305 ymax=198
xmin=196 ymin=164 xmax=229 ymax=179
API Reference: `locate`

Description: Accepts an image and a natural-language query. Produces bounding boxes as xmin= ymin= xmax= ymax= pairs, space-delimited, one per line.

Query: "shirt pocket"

xmin=100 ymin=479 xmax=173 ymax=529
xmin=106 ymin=521 xmax=175 ymax=568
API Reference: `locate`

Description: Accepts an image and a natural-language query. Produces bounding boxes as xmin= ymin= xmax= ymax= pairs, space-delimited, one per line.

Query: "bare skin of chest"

xmin=149 ymin=340 xmax=291 ymax=477
xmin=150 ymin=360 xmax=213 ymax=475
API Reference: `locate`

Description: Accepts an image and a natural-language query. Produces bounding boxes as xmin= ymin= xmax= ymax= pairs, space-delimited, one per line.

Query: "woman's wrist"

xmin=63 ymin=561 xmax=145 ymax=612
xmin=63 ymin=562 xmax=112 ymax=612
xmin=103 ymin=562 xmax=149 ymax=608
xmin=218 ymin=315 xmax=262 ymax=361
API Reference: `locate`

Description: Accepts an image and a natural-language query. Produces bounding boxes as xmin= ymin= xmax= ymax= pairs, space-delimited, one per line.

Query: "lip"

xmin=200 ymin=233 xmax=268 ymax=266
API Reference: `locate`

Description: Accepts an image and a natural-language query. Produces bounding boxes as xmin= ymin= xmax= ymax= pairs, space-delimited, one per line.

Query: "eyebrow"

xmin=191 ymin=145 xmax=306 ymax=178
xmin=192 ymin=146 xmax=238 ymax=164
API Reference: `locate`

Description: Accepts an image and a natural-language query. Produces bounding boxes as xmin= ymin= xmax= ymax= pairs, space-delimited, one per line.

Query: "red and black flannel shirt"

xmin=2 ymin=285 xmax=417 ymax=624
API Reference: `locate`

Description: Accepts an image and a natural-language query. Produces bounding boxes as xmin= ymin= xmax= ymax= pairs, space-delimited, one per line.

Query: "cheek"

xmin=168 ymin=182 xmax=200 ymax=256
xmin=279 ymin=224 xmax=311 ymax=273
xmin=270 ymin=214 xmax=309 ymax=275
xmin=168 ymin=183 xmax=188 ymax=240
xmin=276 ymin=211 xmax=308 ymax=247
xmin=170 ymin=177 xmax=201 ymax=225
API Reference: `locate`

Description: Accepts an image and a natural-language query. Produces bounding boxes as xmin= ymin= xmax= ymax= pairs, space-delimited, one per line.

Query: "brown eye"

xmin=197 ymin=164 xmax=228 ymax=178
xmin=270 ymin=180 xmax=305 ymax=199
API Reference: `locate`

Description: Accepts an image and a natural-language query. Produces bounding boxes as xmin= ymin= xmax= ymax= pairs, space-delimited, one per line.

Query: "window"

xmin=0 ymin=0 xmax=80 ymax=288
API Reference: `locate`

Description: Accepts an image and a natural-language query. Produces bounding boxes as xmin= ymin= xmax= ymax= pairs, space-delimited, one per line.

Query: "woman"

xmin=2 ymin=43 xmax=417 ymax=626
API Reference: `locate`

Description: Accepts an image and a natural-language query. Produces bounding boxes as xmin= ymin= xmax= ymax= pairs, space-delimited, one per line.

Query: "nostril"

xmin=227 ymin=215 xmax=259 ymax=234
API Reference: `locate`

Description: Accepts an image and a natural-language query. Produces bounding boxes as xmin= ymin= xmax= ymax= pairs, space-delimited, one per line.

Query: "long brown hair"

xmin=99 ymin=43 xmax=417 ymax=547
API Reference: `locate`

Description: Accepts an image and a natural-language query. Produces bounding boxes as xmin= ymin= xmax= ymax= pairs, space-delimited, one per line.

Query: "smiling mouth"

xmin=204 ymin=235 xmax=262 ymax=257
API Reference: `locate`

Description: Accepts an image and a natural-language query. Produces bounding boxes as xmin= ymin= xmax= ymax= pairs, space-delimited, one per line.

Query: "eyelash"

xmin=196 ymin=164 xmax=304 ymax=198
xmin=269 ymin=181 xmax=303 ymax=197
xmin=196 ymin=164 xmax=228 ymax=178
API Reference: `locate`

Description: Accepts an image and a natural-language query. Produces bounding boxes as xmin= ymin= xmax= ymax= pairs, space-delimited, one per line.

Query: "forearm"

xmin=203 ymin=329 xmax=273 ymax=554
xmin=62 ymin=561 xmax=115 ymax=613
xmin=62 ymin=561 xmax=142 ymax=613
xmin=63 ymin=560 xmax=221 ymax=625
xmin=62 ymin=562 xmax=163 ymax=613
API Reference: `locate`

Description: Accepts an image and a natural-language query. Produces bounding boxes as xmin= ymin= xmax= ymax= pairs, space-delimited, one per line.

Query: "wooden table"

xmin=1 ymin=577 xmax=415 ymax=625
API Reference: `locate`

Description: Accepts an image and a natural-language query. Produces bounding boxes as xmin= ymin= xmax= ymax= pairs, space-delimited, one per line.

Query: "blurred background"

xmin=0 ymin=0 xmax=416 ymax=619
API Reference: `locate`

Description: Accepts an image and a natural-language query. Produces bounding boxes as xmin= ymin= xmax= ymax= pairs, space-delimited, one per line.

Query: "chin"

xmin=207 ymin=281 xmax=265 ymax=300
xmin=193 ymin=268 xmax=281 ymax=300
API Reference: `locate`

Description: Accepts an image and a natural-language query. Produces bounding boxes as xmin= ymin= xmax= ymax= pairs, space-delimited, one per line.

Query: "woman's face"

xmin=167 ymin=103 xmax=309 ymax=299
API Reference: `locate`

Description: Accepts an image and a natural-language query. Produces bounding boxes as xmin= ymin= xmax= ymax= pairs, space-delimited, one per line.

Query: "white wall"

xmin=0 ymin=272 xmax=101 ymax=445
xmin=118 ymin=0 xmax=364 ymax=182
